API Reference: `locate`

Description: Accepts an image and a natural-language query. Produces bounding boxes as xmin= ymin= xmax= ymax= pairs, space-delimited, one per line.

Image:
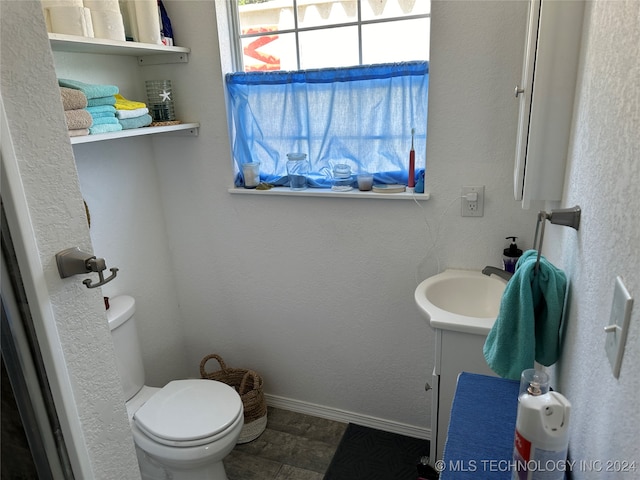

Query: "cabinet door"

xmin=513 ymin=0 xmax=585 ymax=209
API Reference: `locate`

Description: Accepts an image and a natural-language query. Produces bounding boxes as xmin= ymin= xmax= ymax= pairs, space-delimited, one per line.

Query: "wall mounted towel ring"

xmin=532 ymin=206 xmax=581 ymax=272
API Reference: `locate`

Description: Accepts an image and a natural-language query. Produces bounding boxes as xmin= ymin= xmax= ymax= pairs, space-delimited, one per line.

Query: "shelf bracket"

xmin=138 ymin=53 xmax=189 ymax=66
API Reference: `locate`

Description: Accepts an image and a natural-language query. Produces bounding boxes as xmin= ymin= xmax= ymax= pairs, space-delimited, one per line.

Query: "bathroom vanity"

xmin=414 ymin=269 xmax=506 ymax=462
xmin=431 ymin=328 xmax=497 ymax=463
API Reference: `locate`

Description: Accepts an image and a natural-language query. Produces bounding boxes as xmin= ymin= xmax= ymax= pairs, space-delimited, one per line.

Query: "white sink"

xmin=414 ymin=269 xmax=507 ymax=335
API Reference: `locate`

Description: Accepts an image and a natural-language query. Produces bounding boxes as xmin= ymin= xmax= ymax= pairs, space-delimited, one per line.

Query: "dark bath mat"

xmin=324 ymin=423 xmax=430 ymax=480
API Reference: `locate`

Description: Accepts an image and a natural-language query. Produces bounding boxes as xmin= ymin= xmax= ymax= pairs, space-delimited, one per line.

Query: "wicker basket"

xmin=199 ymin=354 xmax=267 ymax=444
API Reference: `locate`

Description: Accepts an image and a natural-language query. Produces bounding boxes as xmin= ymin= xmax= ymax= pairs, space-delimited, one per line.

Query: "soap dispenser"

xmin=503 ymin=236 xmax=523 ymax=273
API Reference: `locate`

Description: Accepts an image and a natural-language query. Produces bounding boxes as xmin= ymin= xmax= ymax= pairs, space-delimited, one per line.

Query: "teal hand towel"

xmin=118 ymin=114 xmax=153 ymax=130
xmin=90 ymin=116 xmax=119 ymax=126
xmin=483 ymin=250 xmax=567 ymax=380
xmin=58 ymin=79 xmax=119 ymax=100
xmin=87 ymin=96 xmax=117 ymax=107
xmin=89 ymin=123 xmax=123 ymax=135
xmin=86 ymin=105 xmax=116 ymax=117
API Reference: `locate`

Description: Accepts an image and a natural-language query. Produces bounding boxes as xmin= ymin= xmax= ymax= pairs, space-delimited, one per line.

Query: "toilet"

xmin=107 ymin=295 xmax=243 ymax=480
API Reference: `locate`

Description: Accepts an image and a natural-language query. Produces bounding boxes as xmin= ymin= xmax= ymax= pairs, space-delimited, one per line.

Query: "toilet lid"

xmin=133 ymin=379 xmax=242 ymax=444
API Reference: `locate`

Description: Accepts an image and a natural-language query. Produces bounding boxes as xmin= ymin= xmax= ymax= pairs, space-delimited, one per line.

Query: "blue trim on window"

xmin=226 ymin=61 xmax=429 ymax=86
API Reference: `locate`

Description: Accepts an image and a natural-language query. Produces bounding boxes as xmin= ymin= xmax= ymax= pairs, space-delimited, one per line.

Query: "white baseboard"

xmin=265 ymin=394 xmax=431 ymax=441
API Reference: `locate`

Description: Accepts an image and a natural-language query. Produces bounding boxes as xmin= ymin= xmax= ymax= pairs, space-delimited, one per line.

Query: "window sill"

xmin=228 ymin=187 xmax=430 ymax=200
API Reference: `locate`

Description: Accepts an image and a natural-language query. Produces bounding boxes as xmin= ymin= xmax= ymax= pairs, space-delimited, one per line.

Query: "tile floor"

xmin=223 ymin=407 xmax=348 ymax=480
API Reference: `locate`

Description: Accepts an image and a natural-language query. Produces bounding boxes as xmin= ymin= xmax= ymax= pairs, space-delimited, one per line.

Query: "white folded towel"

xmin=115 ymin=107 xmax=149 ymax=119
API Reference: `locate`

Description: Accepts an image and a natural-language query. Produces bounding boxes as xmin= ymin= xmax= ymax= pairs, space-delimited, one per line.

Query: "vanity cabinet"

xmin=513 ymin=0 xmax=584 ymax=209
xmin=49 ymin=33 xmax=199 ymax=144
xmin=431 ymin=328 xmax=496 ymax=463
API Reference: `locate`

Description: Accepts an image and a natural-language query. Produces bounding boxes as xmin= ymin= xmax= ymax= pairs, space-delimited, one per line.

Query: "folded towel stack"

xmin=60 ymin=86 xmax=91 ymax=137
xmin=483 ymin=250 xmax=567 ymax=380
xmin=59 ymin=79 xmax=123 ymax=135
xmin=114 ymin=94 xmax=152 ymax=130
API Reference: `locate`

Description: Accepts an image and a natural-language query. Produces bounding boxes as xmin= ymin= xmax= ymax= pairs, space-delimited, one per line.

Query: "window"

xmin=225 ymin=0 xmax=430 ymax=189
xmin=232 ymin=0 xmax=430 ymax=72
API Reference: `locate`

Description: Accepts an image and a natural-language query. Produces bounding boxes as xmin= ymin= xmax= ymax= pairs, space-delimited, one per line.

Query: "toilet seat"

xmin=133 ymin=379 xmax=243 ymax=448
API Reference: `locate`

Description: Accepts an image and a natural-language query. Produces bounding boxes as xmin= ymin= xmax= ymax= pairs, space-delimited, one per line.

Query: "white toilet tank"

xmin=107 ymin=295 xmax=146 ymax=401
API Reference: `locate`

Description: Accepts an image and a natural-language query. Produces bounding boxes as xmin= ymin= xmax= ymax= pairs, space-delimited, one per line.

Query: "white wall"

xmin=545 ymin=1 xmax=640 ymax=474
xmin=1 ymin=1 xmax=140 ymax=477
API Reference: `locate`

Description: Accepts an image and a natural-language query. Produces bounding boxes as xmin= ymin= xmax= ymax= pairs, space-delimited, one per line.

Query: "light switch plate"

xmin=605 ymin=276 xmax=633 ymax=378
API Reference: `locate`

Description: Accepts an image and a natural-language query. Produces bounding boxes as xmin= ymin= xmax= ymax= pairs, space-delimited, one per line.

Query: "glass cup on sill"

xmin=357 ymin=173 xmax=374 ymax=191
xmin=242 ymin=162 xmax=260 ymax=188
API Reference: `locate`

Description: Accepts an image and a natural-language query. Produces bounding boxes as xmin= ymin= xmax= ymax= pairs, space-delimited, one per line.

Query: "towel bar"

xmin=532 ymin=206 xmax=581 ymax=272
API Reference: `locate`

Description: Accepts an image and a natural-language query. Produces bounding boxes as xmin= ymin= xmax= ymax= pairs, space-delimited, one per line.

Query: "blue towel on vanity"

xmin=483 ymin=250 xmax=567 ymax=380
xmin=58 ymin=79 xmax=119 ymax=100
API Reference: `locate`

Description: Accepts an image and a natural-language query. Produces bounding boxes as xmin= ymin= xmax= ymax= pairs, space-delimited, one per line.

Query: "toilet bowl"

xmin=107 ymin=295 xmax=243 ymax=480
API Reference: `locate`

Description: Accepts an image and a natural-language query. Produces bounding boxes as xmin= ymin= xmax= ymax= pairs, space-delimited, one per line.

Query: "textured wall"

xmin=545 ymin=1 xmax=640 ymax=476
xmin=1 ymin=1 xmax=140 ymax=478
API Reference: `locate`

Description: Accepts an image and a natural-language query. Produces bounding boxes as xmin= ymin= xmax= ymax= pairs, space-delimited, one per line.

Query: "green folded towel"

xmin=86 ymin=105 xmax=116 ymax=116
xmin=483 ymin=250 xmax=567 ymax=380
xmin=118 ymin=114 xmax=153 ymax=130
xmin=89 ymin=123 xmax=123 ymax=135
xmin=87 ymin=96 xmax=117 ymax=107
xmin=58 ymin=78 xmax=119 ymax=100
xmin=91 ymin=116 xmax=119 ymax=126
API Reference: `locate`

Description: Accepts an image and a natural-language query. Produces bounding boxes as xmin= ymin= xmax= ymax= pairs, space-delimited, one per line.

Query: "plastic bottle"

xmin=503 ymin=236 xmax=523 ymax=273
xmin=512 ymin=390 xmax=571 ymax=480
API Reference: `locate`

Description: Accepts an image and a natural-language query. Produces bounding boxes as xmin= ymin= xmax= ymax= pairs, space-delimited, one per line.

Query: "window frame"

xmin=228 ymin=0 xmax=431 ymax=72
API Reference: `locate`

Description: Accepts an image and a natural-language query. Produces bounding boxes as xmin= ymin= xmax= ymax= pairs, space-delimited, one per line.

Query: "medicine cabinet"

xmin=513 ymin=0 xmax=584 ymax=209
xmin=49 ymin=33 xmax=199 ymax=144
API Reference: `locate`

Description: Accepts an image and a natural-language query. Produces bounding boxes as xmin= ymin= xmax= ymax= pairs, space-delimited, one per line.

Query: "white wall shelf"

xmin=50 ymin=34 xmax=198 ymax=144
xmin=70 ymin=123 xmax=199 ymax=144
xmin=49 ymin=33 xmax=190 ymax=64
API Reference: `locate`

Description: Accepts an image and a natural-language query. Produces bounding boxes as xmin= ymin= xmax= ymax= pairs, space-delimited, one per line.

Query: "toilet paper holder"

xmin=56 ymin=247 xmax=119 ymax=289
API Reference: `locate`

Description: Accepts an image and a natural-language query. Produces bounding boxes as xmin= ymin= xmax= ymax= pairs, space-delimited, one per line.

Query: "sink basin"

xmin=415 ymin=269 xmax=507 ymax=335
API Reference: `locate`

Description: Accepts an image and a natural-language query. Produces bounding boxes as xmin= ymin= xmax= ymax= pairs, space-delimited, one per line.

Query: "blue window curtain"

xmin=226 ymin=61 xmax=428 ymax=188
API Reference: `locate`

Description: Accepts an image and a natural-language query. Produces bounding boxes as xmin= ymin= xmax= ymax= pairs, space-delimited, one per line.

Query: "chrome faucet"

xmin=481 ymin=266 xmax=513 ymax=282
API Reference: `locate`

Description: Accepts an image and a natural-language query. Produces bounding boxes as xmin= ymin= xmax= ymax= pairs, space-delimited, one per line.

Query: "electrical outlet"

xmin=605 ymin=276 xmax=633 ymax=378
xmin=461 ymin=186 xmax=484 ymax=217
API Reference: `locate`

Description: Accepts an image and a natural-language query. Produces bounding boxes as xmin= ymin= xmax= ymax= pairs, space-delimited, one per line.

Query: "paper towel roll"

xmin=42 ymin=0 xmax=84 ymax=8
xmin=44 ymin=7 xmax=53 ymax=33
xmin=49 ymin=6 xmax=92 ymax=36
xmin=42 ymin=0 xmax=84 ymax=32
xmin=91 ymin=10 xmax=126 ymax=41
xmin=83 ymin=7 xmax=95 ymax=37
xmin=133 ymin=0 xmax=161 ymax=45
xmin=84 ymin=0 xmax=121 ymax=13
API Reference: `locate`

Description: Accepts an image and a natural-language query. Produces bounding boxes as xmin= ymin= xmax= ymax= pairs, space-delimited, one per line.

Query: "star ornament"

xmin=160 ymin=89 xmax=172 ymax=102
